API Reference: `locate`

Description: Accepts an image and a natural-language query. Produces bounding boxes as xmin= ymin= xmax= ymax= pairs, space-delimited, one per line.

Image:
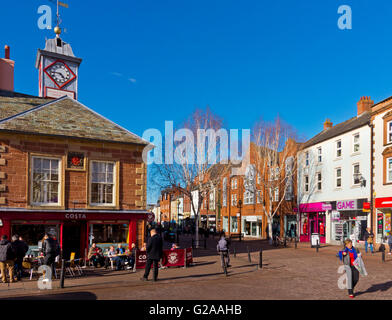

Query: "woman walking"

xmin=338 ymin=239 xmax=360 ymax=298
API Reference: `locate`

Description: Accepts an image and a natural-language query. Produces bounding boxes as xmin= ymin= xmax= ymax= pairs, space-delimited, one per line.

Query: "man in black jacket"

xmin=11 ymin=235 xmax=29 ymax=281
xmin=141 ymin=228 xmax=163 ymax=282
xmin=0 ymin=235 xmax=16 ymax=283
xmin=42 ymin=234 xmax=59 ymax=278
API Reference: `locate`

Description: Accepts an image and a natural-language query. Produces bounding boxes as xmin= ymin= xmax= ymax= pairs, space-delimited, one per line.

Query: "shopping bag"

xmin=353 ymin=255 xmax=368 ymax=276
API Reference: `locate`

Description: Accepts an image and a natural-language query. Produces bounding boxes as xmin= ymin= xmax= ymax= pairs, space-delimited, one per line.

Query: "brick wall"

xmin=0 ymin=133 xmax=147 ymax=210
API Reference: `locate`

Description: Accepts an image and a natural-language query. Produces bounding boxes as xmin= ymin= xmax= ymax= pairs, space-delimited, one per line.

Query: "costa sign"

xmin=65 ymin=213 xmax=87 ymax=219
xmin=336 ymin=200 xmax=357 ymax=211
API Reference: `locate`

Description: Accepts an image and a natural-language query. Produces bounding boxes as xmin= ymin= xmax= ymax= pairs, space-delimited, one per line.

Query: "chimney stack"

xmin=0 ymin=45 xmax=15 ymax=92
xmin=323 ymin=118 xmax=333 ymax=130
xmin=357 ymin=96 xmax=373 ymax=116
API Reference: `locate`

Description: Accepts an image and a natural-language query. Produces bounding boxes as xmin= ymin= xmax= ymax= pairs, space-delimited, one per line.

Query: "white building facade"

xmin=297 ymin=100 xmax=372 ymax=246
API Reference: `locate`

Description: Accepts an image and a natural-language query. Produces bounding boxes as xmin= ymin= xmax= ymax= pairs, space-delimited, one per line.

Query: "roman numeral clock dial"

xmin=44 ymin=60 xmax=76 ymax=88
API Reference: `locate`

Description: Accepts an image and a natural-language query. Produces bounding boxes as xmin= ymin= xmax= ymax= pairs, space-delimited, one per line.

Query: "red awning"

xmin=375 ymin=197 xmax=392 ymax=209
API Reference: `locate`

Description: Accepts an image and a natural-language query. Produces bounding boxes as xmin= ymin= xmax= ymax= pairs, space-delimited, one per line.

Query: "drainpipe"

xmin=369 ymin=122 xmax=374 ymax=234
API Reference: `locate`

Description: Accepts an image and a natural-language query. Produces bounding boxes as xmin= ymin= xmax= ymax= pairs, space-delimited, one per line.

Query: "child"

xmin=338 ymin=239 xmax=360 ymax=298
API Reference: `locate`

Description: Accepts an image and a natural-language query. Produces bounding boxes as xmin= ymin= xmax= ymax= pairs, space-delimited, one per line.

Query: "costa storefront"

xmin=0 ymin=209 xmax=147 ymax=260
xmin=298 ymin=202 xmax=331 ymax=244
xmin=375 ymin=197 xmax=392 ymax=243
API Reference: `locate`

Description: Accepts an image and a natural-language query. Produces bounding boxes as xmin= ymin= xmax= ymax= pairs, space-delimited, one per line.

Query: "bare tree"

xmin=249 ymin=117 xmax=300 ymax=243
xmin=150 ymin=107 xmax=229 ymax=246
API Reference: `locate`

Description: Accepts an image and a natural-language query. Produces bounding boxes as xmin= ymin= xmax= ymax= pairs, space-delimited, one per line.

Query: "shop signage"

xmin=375 ymin=197 xmax=392 ymax=208
xmin=135 ymin=248 xmax=193 ymax=269
xmin=147 ymin=212 xmax=155 ymax=223
xmin=336 ymin=200 xmax=357 ymax=211
xmin=65 ymin=213 xmax=87 ymax=219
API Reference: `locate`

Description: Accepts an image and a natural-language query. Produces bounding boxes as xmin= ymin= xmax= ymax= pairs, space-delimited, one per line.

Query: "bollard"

xmin=233 ymin=248 xmax=236 ymax=258
xmin=316 ymin=240 xmax=319 ymax=253
xmin=259 ymin=249 xmax=263 ymax=269
xmin=60 ymin=259 xmax=65 ymax=289
xmin=382 ymin=245 xmax=385 ymax=263
xmin=284 ymin=238 xmax=287 ymax=248
xmin=191 ymin=238 xmax=194 ymax=249
xmin=84 ymin=248 xmax=87 ymax=267
xmin=247 ymin=247 xmax=251 ymax=263
xmin=183 ymin=249 xmax=187 ymax=269
xmin=295 ymin=237 xmax=297 ymax=249
xmin=204 ymin=238 xmax=207 ymax=249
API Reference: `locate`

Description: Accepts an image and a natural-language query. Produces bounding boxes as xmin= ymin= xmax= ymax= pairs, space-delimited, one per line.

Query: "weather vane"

xmin=49 ymin=0 xmax=69 ymax=36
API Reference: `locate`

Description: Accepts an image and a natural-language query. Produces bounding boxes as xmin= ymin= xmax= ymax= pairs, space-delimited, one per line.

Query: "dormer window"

xmin=56 ymin=38 xmax=62 ymax=47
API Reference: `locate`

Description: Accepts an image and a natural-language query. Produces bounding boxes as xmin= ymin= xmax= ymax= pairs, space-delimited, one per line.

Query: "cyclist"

xmin=217 ymin=232 xmax=231 ymax=268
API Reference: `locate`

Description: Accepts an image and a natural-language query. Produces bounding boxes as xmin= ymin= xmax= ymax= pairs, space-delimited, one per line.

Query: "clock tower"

xmin=35 ymin=27 xmax=82 ymax=100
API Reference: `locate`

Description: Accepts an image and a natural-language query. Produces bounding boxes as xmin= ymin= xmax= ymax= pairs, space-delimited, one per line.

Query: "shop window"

xmin=336 ymin=140 xmax=342 ymax=158
xmin=353 ymin=133 xmax=360 ymax=153
xmin=231 ymin=216 xmax=238 ymax=233
xmin=11 ymin=224 xmax=59 ymax=250
xmin=300 ymin=213 xmax=308 ymax=235
xmin=90 ymin=161 xmax=116 ymax=206
xmin=91 ymin=224 xmax=128 ymax=244
xmin=31 ymin=157 xmax=61 ymax=206
xmin=316 ymin=172 xmax=322 ymax=191
xmin=335 ymin=168 xmax=342 ymax=188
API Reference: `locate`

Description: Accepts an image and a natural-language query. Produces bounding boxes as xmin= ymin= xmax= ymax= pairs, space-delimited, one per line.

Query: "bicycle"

xmin=218 ymin=250 xmax=230 ymax=276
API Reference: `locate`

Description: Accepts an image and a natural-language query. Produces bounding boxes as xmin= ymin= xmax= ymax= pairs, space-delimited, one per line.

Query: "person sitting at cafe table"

xmin=140 ymin=243 xmax=147 ymax=251
xmin=125 ymin=243 xmax=137 ymax=269
xmin=108 ymin=246 xmax=123 ymax=271
xmin=116 ymin=244 xmax=125 ymax=255
xmin=171 ymin=243 xmax=179 ymax=250
xmin=88 ymin=243 xmax=104 ymax=268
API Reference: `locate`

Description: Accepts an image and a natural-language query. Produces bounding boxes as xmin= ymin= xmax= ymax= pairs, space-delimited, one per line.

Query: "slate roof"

xmin=0 ymin=91 xmax=148 ymax=145
xmin=303 ymin=112 xmax=371 ymax=149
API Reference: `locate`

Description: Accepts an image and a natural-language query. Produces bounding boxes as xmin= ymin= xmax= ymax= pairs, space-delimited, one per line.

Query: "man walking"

xmin=0 ymin=235 xmax=16 ymax=283
xmin=42 ymin=234 xmax=59 ymax=278
xmin=141 ymin=228 xmax=163 ymax=282
xmin=11 ymin=235 xmax=28 ymax=281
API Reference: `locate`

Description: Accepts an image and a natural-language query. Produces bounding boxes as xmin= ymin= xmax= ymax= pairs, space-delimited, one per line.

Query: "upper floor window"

xmin=388 ymin=121 xmax=392 ymax=144
xmin=387 ymin=158 xmax=392 ymax=183
xmin=335 ymin=167 xmax=342 ymax=188
xmin=231 ymin=178 xmax=237 ymax=190
xmin=353 ymin=163 xmax=360 ymax=185
xmin=305 ymin=152 xmax=309 ymax=166
xmin=304 ymin=175 xmax=309 ymax=193
xmin=274 ymin=187 xmax=279 ymax=202
xmin=256 ymin=190 xmax=262 ymax=204
xmin=336 ymin=140 xmax=342 ymax=158
xmin=209 ymin=191 xmax=215 ymax=210
xmin=317 ymin=147 xmax=322 ymax=163
xmin=353 ymin=133 xmax=360 ymax=153
xmin=31 ymin=157 xmax=61 ymax=206
xmin=243 ymin=190 xmax=254 ymax=205
xmin=90 ymin=161 xmax=116 ymax=206
xmin=317 ymin=172 xmax=322 ymax=191
xmin=231 ymin=194 xmax=237 ymax=206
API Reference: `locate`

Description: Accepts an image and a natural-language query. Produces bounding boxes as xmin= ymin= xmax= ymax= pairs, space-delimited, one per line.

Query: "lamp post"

xmin=237 ymin=199 xmax=243 ymax=235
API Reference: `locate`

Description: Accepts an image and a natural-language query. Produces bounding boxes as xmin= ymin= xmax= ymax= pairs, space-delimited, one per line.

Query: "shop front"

xmin=208 ymin=215 xmax=216 ymax=232
xmin=284 ymin=214 xmax=297 ymax=238
xmin=241 ymin=215 xmax=262 ymax=238
xmin=375 ymin=197 xmax=392 ymax=243
xmin=0 ymin=209 xmax=147 ymax=259
xmin=330 ymin=199 xmax=369 ymax=245
xmin=298 ymin=202 xmax=331 ymax=243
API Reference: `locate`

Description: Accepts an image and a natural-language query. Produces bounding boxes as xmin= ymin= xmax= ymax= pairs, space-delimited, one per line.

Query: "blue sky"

xmin=1 ymin=0 xmax=392 ymax=203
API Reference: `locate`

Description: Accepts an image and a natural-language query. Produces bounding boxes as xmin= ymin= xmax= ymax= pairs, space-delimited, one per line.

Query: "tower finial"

xmin=53 ymin=0 xmax=68 ymax=37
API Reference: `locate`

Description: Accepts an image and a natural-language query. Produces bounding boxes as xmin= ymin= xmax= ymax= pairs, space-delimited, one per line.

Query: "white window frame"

xmin=231 ymin=194 xmax=237 ymax=206
xmin=304 ymin=175 xmax=309 ymax=193
xmin=352 ymin=163 xmax=360 ymax=186
xmin=244 ymin=190 xmax=254 ymax=205
xmin=274 ymin=187 xmax=279 ymax=202
xmin=256 ymin=190 xmax=262 ymax=204
xmin=336 ymin=140 xmax=342 ymax=158
xmin=30 ymin=156 xmax=62 ymax=206
xmin=316 ymin=172 xmax=322 ymax=191
xmin=387 ymin=157 xmax=392 ymax=183
xmin=335 ymin=167 xmax=342 ymax=188
xmin=231 ymin=178 xmax=237 ymax=190
xmin=317 ymin=147 xmax=322 ymax=163
xmin=305 ymin=152 xmax=309 ymax=166
xmin=353 ymin=133 xmax=360 ymax=153
xmin=89 ymin=160 xmax=117 ymax=206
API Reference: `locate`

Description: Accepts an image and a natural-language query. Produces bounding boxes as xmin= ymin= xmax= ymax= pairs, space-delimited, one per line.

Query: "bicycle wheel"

xmin=220 ymin=253 xmax=227 ymax=276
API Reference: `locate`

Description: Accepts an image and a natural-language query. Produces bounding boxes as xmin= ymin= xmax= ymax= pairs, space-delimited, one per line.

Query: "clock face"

xmin=44 ymin=60 xmax=76 ymax=88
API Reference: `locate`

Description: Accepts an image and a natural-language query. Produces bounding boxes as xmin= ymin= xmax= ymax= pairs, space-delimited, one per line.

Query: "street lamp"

xmin=237 ymin=199 xmax=243 ymax=235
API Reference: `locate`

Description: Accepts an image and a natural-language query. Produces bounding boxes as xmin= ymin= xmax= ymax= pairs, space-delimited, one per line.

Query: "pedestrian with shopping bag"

xmin=338 ymin=238 xmax=366 ymax=298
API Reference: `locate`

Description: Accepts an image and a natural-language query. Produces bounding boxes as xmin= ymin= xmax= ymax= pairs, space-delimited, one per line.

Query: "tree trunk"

xmin=267 ymin=215 xmax=273 ymax=245
xmin=195 ymin=215 xmax=199 ymax=247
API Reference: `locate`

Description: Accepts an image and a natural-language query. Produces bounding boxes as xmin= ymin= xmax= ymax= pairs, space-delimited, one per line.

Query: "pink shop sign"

xmin=336 ymin=200 xmax=357 ymax=211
